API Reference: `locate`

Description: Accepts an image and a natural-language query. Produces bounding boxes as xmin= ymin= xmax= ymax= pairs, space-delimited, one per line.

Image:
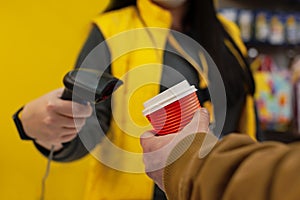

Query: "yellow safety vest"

xmin=84 ymin=0 xmax=256 ymax=199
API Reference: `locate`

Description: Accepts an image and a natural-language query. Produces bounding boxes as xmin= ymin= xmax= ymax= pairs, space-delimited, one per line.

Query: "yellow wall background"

xmin=0 ymin=0 xmax=109 ymax=199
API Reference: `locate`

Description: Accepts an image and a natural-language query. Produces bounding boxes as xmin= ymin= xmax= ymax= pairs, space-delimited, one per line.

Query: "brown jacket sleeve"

xmin=164 ymin=133 xmax=300 ymax=200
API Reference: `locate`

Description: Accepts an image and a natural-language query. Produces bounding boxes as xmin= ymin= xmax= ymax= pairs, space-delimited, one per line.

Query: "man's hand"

xmin=140 ymin=108 xmax=210 ymax=190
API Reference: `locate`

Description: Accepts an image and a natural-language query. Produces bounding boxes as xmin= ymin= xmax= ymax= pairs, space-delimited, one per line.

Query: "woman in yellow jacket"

xmin=14 ymin=0 xmax=256 ymax=199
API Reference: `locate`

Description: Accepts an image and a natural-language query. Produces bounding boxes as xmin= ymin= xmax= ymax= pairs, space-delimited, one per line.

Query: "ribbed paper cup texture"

xmin=143 ymin=80 xmax=200 ymax=135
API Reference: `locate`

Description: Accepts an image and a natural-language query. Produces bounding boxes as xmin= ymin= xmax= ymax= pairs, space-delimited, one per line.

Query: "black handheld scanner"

xmin=61 ymin=69 xmax=123 ymax=104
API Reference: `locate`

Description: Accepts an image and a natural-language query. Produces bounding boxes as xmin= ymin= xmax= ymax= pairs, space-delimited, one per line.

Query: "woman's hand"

xmin=140 ymin=108 xmax=210 ymax=190
xmin=21 ymin=88 xmax=92 ymax=150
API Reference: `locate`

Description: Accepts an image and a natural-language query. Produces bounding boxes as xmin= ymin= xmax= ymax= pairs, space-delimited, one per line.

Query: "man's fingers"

xmin=197 ymin=108 xmax=210 ymax=133
xmin=140 ymin=131 xmax=156 ymax=139
xmin=182 ymin=108 xmax=210 ymax=134
xmin=140 ymin=131 xmax=156 ymax=152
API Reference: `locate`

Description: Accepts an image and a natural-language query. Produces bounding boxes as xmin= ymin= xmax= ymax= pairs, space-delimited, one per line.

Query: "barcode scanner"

xmin=39 ymin=69 xmax=123 ymax=200
xmin=61 ymin=69 xmax=123 ymax=104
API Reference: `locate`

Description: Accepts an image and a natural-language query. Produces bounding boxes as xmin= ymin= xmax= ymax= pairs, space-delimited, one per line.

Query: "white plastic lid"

xmin=142 ymin=80 xmax=197 ymax=116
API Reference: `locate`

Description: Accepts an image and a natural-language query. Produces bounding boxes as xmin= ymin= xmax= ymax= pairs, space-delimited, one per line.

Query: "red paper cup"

xmin=143 ymin=80 xmax=200 ymax=135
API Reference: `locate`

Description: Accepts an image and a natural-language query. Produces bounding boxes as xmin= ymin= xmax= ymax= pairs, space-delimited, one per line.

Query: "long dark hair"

xmin=105 ymin=0 xmax=255 ymax=105
xmin=186 ymin=0 xmax=255 ymax=102
xmin=105 ymin=0 xmax=136 ymax=12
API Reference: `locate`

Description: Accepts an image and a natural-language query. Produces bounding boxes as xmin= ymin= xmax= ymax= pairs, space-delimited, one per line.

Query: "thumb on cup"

xmin=181 ymin=108 xmax=210 ymax=134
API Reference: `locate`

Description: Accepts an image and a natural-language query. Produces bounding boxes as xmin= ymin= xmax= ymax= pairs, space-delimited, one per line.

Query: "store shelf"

xmin=219 ymin=0 xmax=300 ymax=11
xmin=219 ymin=0 xmax=300 ymax=142
xmin=262 ymin=130 xmax=300 ymax=143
